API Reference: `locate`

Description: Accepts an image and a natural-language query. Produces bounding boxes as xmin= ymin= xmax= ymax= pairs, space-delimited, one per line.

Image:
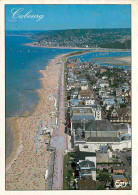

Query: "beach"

xmin=25 ymin=43 xmax=131 ymax=52
xmin=6 ymin=53 xmax=67 ymax=190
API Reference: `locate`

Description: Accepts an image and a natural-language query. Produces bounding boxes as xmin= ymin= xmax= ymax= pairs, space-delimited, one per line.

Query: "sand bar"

xmin=92 ymin=56 xmax=131 ymax=66
xmin=25 ymin=42 xmax=131 ymax=52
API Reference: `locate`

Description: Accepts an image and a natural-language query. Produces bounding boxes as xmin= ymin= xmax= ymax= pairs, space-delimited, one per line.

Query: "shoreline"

xmin=25 ymin=42 xmax=131 ymax=52
xmin=6 ymin=53 xmax=68 ymax=190
xmin=6 ymin=117 xmax=22 ymax=172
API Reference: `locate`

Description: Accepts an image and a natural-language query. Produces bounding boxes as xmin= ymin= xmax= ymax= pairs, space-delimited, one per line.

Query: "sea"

xmin=6 ymin=32 xmax=131 ymax=158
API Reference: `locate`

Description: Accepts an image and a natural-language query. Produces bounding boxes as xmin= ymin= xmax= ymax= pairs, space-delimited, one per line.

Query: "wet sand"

xmin=6 ymin=54 xmax=67 ymax=190
xmin=92 ymin=56 xmax=131 ymax=66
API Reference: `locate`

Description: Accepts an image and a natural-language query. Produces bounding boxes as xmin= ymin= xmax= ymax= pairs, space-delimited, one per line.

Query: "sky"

xmin=5 ymin=4 xmax=131 ymax=31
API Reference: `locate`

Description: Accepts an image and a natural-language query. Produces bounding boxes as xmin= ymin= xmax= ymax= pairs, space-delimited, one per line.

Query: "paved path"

xmin=50 ymin=61 xmax=67 ymax=190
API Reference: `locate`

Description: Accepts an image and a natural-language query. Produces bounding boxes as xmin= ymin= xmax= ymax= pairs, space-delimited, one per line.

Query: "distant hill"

xmin=31 ymin=28 xmax=131 ymax=49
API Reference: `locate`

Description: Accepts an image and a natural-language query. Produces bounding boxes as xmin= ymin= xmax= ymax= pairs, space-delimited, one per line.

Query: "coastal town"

xmin=63 ymin=54 xmax=131 ymax=190
xmin=6 ymin=50 xmax=131 ymax=191
xmin=4 ymin=3 xmax=133 ymax=193
xmin=30 ymin=28 xmax=131 ymax=49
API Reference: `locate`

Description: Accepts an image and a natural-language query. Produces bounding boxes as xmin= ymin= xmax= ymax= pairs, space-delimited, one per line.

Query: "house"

xmin=99 ymin=88 xmax=109 ymax=99
xmin=85 ymin=99 xmax=95 ymax=106
xmin=75 ymin=150 xmax=96 ymax=181
xmin=78 ymin=89 xmax=93 ymax=100
xmin=102 ymin=76 xmax=108 ymax=80
xmin=70 ymin=99 xmax=84 ymax=107
xmin=77 ymin=160 xmax=96 ymax=180
xmin=67 ymin=63 xmax=75 ymax=68
xmin=100 ymin=82 xmax=109 ymax=88
xmin=74 ymin=79 xmax=81 ymax=88
xmin=76 ymin=150 xmax=96 ymax=165
xmin=80 ymin=81 xmax=89 ymax=90
xmin=108 ymin=108 xmax=131 ymax=123
xmin=92 ymin=84 xmax=97 ymax=90
xmin=112 ymin=166 xmax=125 ymax=175
xmin=70 ymin=89 xmax=79 ymax=99
xmin=97 ymin=79 xmax=109 ymax=88
xmin=97 ymin=162 xmax=121 ymax=171
xmin=122 ymin=84 xmax=130 ymax=92
xmin=112 ymin=175 xmax=128 ymax=188
xmin=67 ymin=70 xmax=74 ymax=78
xmin=78 ymin=144 xmax=96 ymax=152
xmin=116 ymin=97 xmax=124 ymax=104
xmin=103 ymin=98 xmax=115 ymax=107
xmin=96 ymin=145 xmax=113 ymax=163
xmin=100 ymin=68 xmax=107 ymax=73
xmin=71 ymin=106 xmax=95 ymax=133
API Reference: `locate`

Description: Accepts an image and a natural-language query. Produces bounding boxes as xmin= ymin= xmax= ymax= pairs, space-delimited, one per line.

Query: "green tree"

xmin=99 ymin=173 xmax=111 ymax=182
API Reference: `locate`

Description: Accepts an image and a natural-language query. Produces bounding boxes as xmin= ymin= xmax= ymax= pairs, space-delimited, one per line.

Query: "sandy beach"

xmin=6 ymin=53 xmax=67 ymax=190
xmin=25 ymin=43 xmax=131 ymax=52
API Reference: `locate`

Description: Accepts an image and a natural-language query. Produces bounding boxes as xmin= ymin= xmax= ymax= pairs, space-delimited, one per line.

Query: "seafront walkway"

xmin=49 ymin=59 xmax=67 ymax=190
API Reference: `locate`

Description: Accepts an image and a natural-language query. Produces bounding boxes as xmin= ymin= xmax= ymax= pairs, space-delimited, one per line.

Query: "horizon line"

xmin=6 ymin=27 xmax=131 ymax=31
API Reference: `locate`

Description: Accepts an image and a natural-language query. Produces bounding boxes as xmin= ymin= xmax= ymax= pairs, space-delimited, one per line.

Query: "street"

xmin=50 ymin=61 xmax=67 ymax=190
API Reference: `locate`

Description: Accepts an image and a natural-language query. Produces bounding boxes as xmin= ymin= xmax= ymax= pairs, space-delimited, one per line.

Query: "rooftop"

xmin=73 ymin=120 xmax=126 ymax=132
xmin=76 ymin=150 xmax=96 ymax=162
xmin=112 ymin=166 xmax=125 ymax=170
xmin=113 ymin=175 xmax=126 ymax=179
xmin=72 ymin=107 xmax=93 ymax=114
xmin=79 ymin=160 xmax=95 ymax=168
xmin=86 ymin=137 xmax=120 ymax=143
xmin=72 ymin=115 xmax=95 ymax=122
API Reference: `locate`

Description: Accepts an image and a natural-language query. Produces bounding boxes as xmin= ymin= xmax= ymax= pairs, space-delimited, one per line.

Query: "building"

xmin=96 ymin=145 xmax=113 ymax=163
xmin=80 ymin=81 xmax=89 ymax=90
xmin=103 ymin=98 xmax=115 ymax=110
xmin=78 ymin=89 xmax=93 ymax=100
xmin=76 ymin=150 xmax=96 ymax=181
xmin=80 ymin=120 xmax=120 ymax=139
xmin=71 ymin=106 xmax=95 ymax=133
xmin=108 ymin=108 xmax=131 ymax=123
xmin=67 ymin=63 xmax=75 ymax=69
xmin=85 ymin=99 xmax=95 ymax=106
xmin=77 ymin=160 xmax=96 ymax=180
xmin=73 ymin=136 xmax=131 ymax=152
xmin=112 ymin=166 xmax=125 ymax=175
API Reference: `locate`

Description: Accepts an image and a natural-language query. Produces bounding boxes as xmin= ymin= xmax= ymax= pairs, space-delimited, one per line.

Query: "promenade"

xmin=50 ymin=60 xmax=67 ymax=190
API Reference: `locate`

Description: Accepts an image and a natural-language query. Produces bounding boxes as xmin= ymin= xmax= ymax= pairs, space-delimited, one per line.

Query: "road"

xmin=50 ymin=61 xmax=67 ymax=190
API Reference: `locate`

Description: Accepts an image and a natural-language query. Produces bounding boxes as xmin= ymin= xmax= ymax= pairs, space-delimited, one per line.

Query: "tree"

xmin=99 ymin=173 xmax=111 ymax=182
xmin=96 ymin=184 xmax=105 ymax=190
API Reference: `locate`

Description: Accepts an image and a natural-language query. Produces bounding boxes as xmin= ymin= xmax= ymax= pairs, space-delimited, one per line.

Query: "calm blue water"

xmin=6 ymin=35 xmax=79 ymax=117
xmin=6 ymin=34 xmax=78 ymax=158
xmin=69 ymin=51 xmax=131 ymax=69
